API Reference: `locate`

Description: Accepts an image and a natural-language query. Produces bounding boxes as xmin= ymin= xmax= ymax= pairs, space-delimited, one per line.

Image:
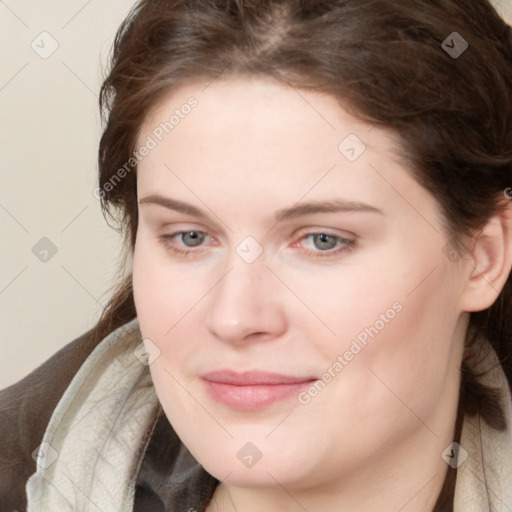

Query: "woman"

xmin=2 ymin=0 xmax=512 ymax=510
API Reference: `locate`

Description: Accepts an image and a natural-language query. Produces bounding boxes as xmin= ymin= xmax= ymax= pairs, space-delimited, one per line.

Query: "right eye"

xmin=158 ymin=230 xmax=214 ymax=256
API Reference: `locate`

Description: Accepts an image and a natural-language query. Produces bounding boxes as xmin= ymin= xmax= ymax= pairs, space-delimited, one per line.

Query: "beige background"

xmin=1 ymin=0 xmax=511 ymax=388
xmin=0 ymin=1 xmax=135 ymax=389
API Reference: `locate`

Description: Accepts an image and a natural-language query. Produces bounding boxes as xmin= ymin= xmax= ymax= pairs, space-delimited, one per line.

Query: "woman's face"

xmin=133 ymin=76 xmax=468 ymax=496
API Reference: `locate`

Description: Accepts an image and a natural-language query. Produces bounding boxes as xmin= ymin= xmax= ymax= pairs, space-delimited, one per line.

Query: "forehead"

xmin=135 ymin=76 xmax=436 ymax=227
xmin=139 ymin=75 xmax=400 ymax=158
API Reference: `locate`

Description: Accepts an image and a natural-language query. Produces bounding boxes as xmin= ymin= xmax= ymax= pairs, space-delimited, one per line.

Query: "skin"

xmin=132 ymin=75 xmax=509 ymax=511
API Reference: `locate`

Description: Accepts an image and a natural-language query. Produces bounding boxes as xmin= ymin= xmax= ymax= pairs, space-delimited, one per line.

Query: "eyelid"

xmin=293 ymin=223 xmax=357 ymax=237
xmin=291 ymin=226 xmax=357 ymax=245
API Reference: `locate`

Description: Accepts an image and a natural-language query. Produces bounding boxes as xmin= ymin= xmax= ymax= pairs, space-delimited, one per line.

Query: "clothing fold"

xmin=26 ymin=319 xmax=161 ymax=511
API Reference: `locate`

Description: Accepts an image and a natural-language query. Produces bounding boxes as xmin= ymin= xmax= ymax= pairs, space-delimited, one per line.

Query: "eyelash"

xmin=157 ymin=231 xmax=356 ymax=259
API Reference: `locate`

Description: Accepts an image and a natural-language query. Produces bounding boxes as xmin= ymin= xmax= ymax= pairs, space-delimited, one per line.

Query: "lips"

xmin=201 ymin=370 xmax=317 ymax=410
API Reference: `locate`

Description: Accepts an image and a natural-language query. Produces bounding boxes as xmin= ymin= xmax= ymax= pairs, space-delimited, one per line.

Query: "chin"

xmin=192 ymin=434 xmax=315 ymax=488
xmin=203 ymin=458 xmax=300 ymax=488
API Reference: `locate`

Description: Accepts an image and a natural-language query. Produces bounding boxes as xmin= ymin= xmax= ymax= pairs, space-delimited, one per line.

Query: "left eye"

xmin=179 ymin=231 xmax=207 ymax=247
xmin=305 ymin=233 xmax=340 ymax=251
xmin=301 ymin=233 xmax=345 ymax=251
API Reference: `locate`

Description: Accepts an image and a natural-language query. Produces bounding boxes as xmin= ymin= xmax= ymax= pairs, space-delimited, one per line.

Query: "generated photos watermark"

xmin=94 ymin=96 xmax=198 ymax=200
xmin=298 ymin=301 xmax=403 ymax=405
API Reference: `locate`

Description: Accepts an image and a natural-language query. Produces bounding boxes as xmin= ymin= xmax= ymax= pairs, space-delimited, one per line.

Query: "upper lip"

xmin=201 ymin=370 xmax=317 ymax=386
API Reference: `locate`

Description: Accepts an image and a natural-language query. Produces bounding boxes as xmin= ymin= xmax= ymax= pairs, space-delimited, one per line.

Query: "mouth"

xmin=201 ymin=370 xmax=318 ymax=410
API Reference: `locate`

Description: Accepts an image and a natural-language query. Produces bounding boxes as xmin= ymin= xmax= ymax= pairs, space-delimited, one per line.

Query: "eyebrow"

xmin=274 ymin=199 xmax=384 ymax=222
xmin=138 ymin=194 xmax=384 ymax=222
xmin=139 ymin=195 xmax=207 ymax=218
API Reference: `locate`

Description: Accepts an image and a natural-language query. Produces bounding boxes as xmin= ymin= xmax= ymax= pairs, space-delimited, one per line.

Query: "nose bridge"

xmin=205 ymin=251 xmax=286 ymax=343
xmin=213 ymin=254 xmax=269 ymax=318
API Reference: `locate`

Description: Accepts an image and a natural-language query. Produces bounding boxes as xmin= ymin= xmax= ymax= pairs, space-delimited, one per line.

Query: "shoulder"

xmin=0 ymin=326 xmax=102 ymax=511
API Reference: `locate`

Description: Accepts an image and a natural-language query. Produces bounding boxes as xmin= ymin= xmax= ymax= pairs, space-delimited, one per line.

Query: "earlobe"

xmin=460 ymin=202 xmax=512 ymax=313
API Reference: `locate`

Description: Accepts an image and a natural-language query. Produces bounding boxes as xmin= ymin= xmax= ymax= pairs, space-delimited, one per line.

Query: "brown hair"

xmin=94 ymin=1 xmax=512 ymax=508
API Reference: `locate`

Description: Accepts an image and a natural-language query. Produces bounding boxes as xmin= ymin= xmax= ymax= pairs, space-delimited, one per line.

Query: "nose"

xmin=205 ymin=257 xmax=288 ymax=345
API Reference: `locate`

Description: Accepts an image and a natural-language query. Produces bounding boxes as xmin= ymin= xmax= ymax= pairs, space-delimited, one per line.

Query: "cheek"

xmin=299 ymin=246 xmax=462 ymax=420
xmin=271 ymin=255 xmax=406 ymax=361
xmin=332 ymin=264 xmax=461 ymax=428
xmin=132 ymin=242 xmax=208 ymax=437
xmin=133 ymin=241 xmax=168 ymax=337
xmin=132 ymin=235 xmax=212 ymax=339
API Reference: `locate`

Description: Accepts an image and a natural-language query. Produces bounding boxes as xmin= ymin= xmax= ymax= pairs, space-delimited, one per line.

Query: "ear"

xmin=460 ymin=201 xmax=512 ymax=312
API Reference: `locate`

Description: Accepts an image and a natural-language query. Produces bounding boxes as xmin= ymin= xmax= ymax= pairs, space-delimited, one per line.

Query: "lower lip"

xmin=202 ymin=380 xmax=315 ymax=410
